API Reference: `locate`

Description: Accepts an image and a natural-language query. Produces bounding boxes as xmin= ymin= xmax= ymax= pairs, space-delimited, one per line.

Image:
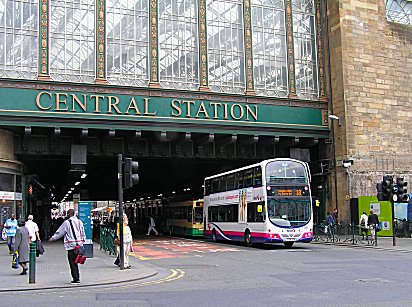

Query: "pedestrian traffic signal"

xmin=382 ymin=175 xmax=393 ymax=201
xmin=396 ymin=177 xmax=409 ymax=203
xmin=123 ymin=157 xmax=139 ymax=189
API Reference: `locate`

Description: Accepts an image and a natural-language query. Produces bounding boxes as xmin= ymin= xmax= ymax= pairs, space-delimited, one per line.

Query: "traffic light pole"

xmin=117 ymin=154 xmax=125 ymax=269
xmin=391 ymin=197 xmax=396 ymax=247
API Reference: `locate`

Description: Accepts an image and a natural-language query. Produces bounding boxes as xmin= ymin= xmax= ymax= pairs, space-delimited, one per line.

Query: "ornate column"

xmin=198 ymin=0 xmax=210 ymax=91
xmin=96 ymin=0 xmax=108 ymax=84
xmin=148 ymin=0 xmax=161 ymax=88
xmin=38 ymin=0 xmax=51 ymax=81
xmin=285 ymin=0 xmax=297 ymax=98
xmin=244 ymin=0 xmax=255 ymax=95
xmin=316 ymin=0 xmax=326 ymax=100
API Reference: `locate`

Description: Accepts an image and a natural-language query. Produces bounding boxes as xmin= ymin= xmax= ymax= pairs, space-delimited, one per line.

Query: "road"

xmin=3 ymin=236 xmax=412 ymax=306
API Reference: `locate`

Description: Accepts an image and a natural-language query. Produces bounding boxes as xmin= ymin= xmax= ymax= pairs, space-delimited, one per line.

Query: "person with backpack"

xmin=359 ymin=211 xmax=369 ymax=240
xmin=367 ymin=209 xmax=379 ymax=242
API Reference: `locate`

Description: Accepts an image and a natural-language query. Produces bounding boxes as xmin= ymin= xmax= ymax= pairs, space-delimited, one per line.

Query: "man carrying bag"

xmin=49 ymin=209 xmax=85 ymax=284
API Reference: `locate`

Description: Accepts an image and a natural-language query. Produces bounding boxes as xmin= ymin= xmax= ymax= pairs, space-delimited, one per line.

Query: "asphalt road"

xmin=3 ymin=237 xmax=412 ymax=307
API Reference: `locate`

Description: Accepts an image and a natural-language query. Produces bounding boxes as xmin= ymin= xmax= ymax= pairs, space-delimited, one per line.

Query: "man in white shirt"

xmin=25 ymin=215 xmax=40 ymax=242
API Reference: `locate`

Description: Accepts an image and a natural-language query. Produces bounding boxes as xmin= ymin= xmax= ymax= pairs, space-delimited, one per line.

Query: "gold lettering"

xmin=209 ymin=102 xmax=221 ymax=119
xmin=182 ymin=100 xmax=195 ymax=117
xmin=230 ymin=104 xmax=244 ymax=120
xmin=35 ymin=91 xmax=52 ymax=110
xmin=125 ymin=97 xmax=141 ymax=115
xmin=71 ymin=94 xmax=87 ymax=112
xmin=55 ymin=92 xmax=69 ymax=111
xmin=245 ymin=105 xmax=258 ymax=121
xmin=223 ymin=103 xmax=229 ymax=119
xmin=195 ymin=102 xmax=210 ymax=118
xmin=90 ymin=95 xmax=104 ymax=113
xmin=107 ymin=96 xmax=121 ymax=114
xmin=144 ymin=98 xmax=156 ymax=116
xmin=171 ymin=99 xmax=182 ymax=117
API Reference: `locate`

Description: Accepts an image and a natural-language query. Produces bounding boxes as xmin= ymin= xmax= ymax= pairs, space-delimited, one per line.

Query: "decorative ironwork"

xmin=39 ymin=0 xmax=50 ymax=79
xmin=316 ymin=0 xmax=325 ymax=99
xmin=244 ymin=0 xmax=255 ymax=95
xmin=285 ymin=0 xmax=296 ymax=97
xmin=199 ymin=0 xmax=209 ymax=91
xmin=386 ymin=0 xmax=412 ymax=26
xmin=149 ymin=0 xmax=160 ymax=87
xmin=96 ymin=0 xmax=107 ymax=83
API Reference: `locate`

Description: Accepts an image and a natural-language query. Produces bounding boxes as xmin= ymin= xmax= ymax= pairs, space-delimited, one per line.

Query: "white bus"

xmin=203 ymin=158 xmax=313 ymax=247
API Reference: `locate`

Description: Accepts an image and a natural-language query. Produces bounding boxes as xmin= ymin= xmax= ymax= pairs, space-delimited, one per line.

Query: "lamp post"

xmin=329 ymin=114 xmax=341 ymax=218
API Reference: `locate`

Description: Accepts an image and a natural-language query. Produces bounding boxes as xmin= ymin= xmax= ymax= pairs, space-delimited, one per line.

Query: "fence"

xmin=313 ymin=221 xmax=376 ymax=246
xmin=99 ymin=224 xmax=117 ymax=255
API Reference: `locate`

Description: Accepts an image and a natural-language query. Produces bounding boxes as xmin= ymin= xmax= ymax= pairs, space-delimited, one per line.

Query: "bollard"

xmin=29 ymin=242 xmax=36 ymax=284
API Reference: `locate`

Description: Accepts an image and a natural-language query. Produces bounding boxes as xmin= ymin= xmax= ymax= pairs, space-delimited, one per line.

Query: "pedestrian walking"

xmin=146 ymin=215 xmax=159 ymax=236
xmin=326 ymin=211 xmax=335 ymax=238
xmin=42 ymin=216 xmax=51 ymax=240
xmin=359 ymin=211 xmax=369 ymax=240
xmin=14 ymin=219 xmax=30 ymax=275
xmin=49 ymin=209 xmax=85 ymax=284
xmin=4 ymin=214 xmax=18 ymax=254
xmin=25 ymin=215 xmax=40 ymax=243
xmin=367 ymin=209 xmax=379 ymax=241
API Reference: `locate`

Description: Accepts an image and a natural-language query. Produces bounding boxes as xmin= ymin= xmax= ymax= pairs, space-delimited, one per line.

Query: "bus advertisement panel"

xmin=203 ymin=158 xmax=313 ymax=247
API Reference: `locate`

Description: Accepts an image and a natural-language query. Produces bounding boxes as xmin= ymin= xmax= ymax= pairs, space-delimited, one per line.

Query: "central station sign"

xmin=0 ymin=88 xmax=327 ymax=134
xmin=35 ymin=91 xmax=259 ymax=122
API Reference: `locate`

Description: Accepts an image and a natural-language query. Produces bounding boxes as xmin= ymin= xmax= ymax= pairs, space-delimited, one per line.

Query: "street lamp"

xmin=329 ymin=114 xmax=340 ymax=217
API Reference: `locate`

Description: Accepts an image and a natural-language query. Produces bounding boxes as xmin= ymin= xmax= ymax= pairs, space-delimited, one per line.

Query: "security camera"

xmin=343 ymin=162 xmax=351 ymax=168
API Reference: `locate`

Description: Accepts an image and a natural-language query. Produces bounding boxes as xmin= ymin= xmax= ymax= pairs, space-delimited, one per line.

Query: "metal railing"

xmin=99 ymin=224 xmax=117 ymax=255
xmin=314 ymin=222 xmax=376 ymax=246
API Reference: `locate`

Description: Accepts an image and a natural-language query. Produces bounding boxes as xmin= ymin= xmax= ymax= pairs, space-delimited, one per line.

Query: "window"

xmin=386 ymin=0 xmax=412 ymax=26
xmin=208 ymin=204 xmax=238 ymax=222
xmin=247 ymin=201 xmax=265 ymax=222
xmin=206 ymin=0 xmax=245 ymax=94
xmin=226 ymin=173 xmax=235 ymax=190
xmin=0 ymin=0 xmax=38 ymax=79
xmin=235 ymin=171 xmax=244 ymax=189
xmin=244 ymin=169 xmax=254 ymax=187
xmin=266 ymin=160 xmax=308 ymax=184
xmin=292 ymin=0 xmax=318 ymax=100
xmin=106 ymin=0 xmax=149 ymax=86
xmin=218 ymin=175 xmax=227 ymax=192
xmin=253 ymin=166 xmax=263 ymax=186
xmin=211 ymin=177 xmax=219 ymax=193
xmin=50 ymin=0 xmax=95 ymax=83
xmin=158 ymin=0 xmax=199 ymax=90
xmin=251 ymin=0 xmax=288 ymax=97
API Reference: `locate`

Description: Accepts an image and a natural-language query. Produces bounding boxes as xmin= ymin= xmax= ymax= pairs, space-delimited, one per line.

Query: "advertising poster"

xmin=78 ymin=201 xmax=92 ymax=240
xmin=358 ymin=196 xmax=392 ymax=237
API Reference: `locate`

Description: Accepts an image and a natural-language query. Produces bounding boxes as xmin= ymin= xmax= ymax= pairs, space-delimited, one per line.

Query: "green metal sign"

xmin=0 ymin=88 xmax=327 ymax=136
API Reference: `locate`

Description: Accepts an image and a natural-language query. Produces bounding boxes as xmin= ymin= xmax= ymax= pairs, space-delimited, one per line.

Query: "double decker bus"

xmin=204 ymin=158 xmax=313 ymax=247
xmin=163 ymin=198 xmax=204 ymax=237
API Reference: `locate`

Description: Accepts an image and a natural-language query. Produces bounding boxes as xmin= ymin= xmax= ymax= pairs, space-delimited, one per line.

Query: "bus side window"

xmin=219 ymin=175 xmax=227 ymax=192
xmin=227 ymin=174 xmax=235 ymax=191
xmin=253 ymin=166 xmax=262 ymax=187
xmin=235 ymin=171 xmax=244 ymax=189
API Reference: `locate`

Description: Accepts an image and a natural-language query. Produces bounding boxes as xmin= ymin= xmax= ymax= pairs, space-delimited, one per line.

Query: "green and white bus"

xmin=164 ymin=198 xmax=204 ymax=237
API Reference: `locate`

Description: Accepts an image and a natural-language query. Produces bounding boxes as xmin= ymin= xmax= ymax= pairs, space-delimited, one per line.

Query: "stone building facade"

xmin=327 ymin=0 xmax=412 ymax=221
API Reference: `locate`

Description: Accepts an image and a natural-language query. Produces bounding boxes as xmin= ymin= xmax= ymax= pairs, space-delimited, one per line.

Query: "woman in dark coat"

xmin=14 ymin=219 xmax=30 ymax=275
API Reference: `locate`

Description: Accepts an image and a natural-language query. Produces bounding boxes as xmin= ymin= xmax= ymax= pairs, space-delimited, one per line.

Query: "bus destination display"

xmin=269 ymin=186 xmax=308 ymax=196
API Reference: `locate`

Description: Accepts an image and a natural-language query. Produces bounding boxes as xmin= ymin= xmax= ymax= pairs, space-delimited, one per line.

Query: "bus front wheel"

xmin=212 ymin=230 xmax=218 ymax=243
xmin=244 ymin=230 xmax=253 ymax=247
xmin=284 ymin=242 xmax=294 ymax=248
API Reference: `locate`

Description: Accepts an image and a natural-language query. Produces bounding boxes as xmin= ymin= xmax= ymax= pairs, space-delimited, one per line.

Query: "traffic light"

xmin=382 ymin=176 xmax=393 ymax=201
xmin=396 ymin=177 xmax=409 ymax=203
xmin=123 ymin=157 xmax=139 ymax=189
xmin=376 ymin=182 xmax=383 ymax=201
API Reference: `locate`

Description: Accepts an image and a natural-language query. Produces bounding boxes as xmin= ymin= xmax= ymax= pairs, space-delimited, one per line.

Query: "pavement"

xmin=0 ymin=240 xmax=158 ymax=292
xmin=1 ymin=236 xmax=412 ymax=292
